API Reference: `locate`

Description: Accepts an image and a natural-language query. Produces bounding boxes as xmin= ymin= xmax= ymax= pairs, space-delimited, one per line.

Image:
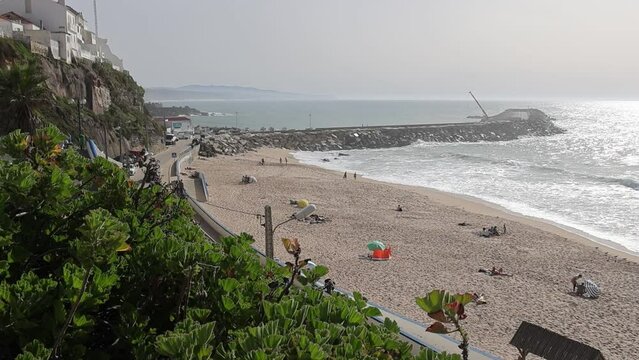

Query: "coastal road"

xmin=131 ymin=140 xmax=193 ymax=182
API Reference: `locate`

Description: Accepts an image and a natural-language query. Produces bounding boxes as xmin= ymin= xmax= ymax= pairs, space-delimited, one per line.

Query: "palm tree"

xmin=0 ymin=59 xmax=49 ymax=134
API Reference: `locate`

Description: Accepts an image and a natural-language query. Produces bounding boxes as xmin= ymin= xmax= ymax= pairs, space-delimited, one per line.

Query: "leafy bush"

xmin=0 ymin=125 xmax=460 ymax=359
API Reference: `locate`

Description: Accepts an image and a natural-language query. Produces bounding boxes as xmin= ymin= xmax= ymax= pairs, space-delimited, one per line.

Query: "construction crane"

xmin=469 ymin=91 xmax=489 ymax=120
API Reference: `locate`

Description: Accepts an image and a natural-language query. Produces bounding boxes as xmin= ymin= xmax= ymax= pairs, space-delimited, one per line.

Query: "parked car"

xmin=165 ymin=134 xmax=177 ymax=145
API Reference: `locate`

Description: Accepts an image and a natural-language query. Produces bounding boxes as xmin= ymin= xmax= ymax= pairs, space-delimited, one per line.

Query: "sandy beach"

xmin=192 ymin=147 xmax=639 ymax=359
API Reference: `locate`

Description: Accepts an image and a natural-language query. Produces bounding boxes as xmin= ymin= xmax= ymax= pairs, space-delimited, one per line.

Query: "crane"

xmin=469 ymin=91 xmax=489 ymax=120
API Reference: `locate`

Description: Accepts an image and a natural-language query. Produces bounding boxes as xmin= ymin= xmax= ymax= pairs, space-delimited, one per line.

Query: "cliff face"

xmin=198 ymin=109 xmax=566 ymax=156
xmin=0 ymin=38 xmax=163 ymax=156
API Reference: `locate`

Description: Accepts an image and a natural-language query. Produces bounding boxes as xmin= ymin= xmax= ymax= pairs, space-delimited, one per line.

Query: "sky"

xmin=69 ymin=0 xmax=639 ymax=100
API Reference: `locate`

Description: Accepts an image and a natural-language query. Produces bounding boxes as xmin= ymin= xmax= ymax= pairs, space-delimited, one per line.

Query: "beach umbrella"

xmin=583 ymin=279 xmax=601 ymax=298
xmin=367 ymin=240 xmax=385 ymax=251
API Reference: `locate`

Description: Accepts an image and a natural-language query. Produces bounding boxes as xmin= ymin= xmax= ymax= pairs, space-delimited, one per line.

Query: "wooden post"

xmin=264 ymin=205 xmax=274 ymax=259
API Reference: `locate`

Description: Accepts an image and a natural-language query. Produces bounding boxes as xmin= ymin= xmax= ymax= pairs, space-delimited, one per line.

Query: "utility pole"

xmin=77 ymin=98 xmax=83 ymax=150
xmin=118 ymin=128 xmax=123 ymax=160
xmin=103 ymin=121 xmax=108 ymax=158
xmin=93 ymin=0 xmax=101 ymax=61
xmin=144 ymin=120 xmax=149 ymax=150
xmin=264 ymin=205 xmax=274 ymax=259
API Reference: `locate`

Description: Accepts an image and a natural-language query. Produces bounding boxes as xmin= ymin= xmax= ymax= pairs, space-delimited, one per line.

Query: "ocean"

xmin=172 ymin=99 xmax=639 ymax=253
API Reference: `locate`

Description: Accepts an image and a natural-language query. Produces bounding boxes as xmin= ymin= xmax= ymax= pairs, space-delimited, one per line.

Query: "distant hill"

xmin=144 ymin=85 xmax=318 ymax=101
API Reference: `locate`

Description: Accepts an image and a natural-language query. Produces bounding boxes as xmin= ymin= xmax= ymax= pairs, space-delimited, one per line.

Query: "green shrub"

xmin=0 ymin=126 xmax=459 ymax=359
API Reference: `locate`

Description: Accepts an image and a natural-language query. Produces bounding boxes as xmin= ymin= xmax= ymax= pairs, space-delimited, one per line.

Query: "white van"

xmin=165 ymin=134 xmax=177 ymax=145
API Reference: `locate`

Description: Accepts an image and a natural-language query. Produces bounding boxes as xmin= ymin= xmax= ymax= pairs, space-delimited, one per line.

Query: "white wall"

xmin=24 ymin=28 xmax=59 ymax=58
xmin=169 ymin=120 xmax=193 ymax=133
xmin=49 ymin=38 xmax=59 ymax=59
xmin=0 ymin=18 xmax=12 ymax=37
xmin=0 ymin=0 xmax=72 ymax=62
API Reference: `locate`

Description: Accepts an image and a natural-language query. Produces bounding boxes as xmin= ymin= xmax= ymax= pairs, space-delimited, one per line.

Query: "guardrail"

xmin=173 ymin=148 xmax=501 ymax=360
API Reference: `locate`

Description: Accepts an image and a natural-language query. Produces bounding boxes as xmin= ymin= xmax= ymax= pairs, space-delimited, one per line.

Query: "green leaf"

xmin=453 ymin=293 xmax=474 ymax=306
xmin=313 ymin=265 xmax=329 ymax=278
xmin=222 ymin=296 xmax=236 ymax=311
xmin=7 ymin=245 xmax=30 ymax=264
xmin=362 ymin=306 xmax=382 ymax=318
xmin=218 ymin=278 xmax=240 ymax=293
xmin=15 ymin=339 xmax=51 ymax=360
xmin=416 ymin=290 xmax=446 ymax=314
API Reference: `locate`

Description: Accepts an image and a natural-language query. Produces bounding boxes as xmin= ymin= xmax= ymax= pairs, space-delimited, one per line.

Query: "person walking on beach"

xmin=285 ymin=157 xmax=288 ymax=165
xmin=354 ymin=172 xmax=357 ymax=179
xmin=279 ymin=157 xmax=282 ymax=164
xmin=503 ymin=223 xmax=507 ymax=234
xmin=261 ymin=158 xmax=265 ymax=165
xmin=343 ymin=171 xmax=347 ymax=179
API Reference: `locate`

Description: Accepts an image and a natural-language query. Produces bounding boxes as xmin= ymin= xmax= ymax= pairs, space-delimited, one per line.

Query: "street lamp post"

xmin=264 ymin=204 xmax=317 ymax=259
xmin=103 ymin=121 xmax=109 ymax=158
xmin=115 ymin=126 xmax=123 ymax=160
xmin=75 ymin=98 xmax=86 ymax=150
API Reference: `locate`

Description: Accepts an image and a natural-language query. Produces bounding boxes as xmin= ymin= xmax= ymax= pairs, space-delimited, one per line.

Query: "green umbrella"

xmin=367 ymin=240 xmax=385 ymax=251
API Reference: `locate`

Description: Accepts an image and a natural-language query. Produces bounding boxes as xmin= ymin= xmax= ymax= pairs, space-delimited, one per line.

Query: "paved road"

xmin=130 ymin=140 xmax=193 ymax=182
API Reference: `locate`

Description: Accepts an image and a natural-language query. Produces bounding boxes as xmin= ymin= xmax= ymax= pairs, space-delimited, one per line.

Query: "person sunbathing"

xmin=479 ymin=267 xmax=512 ymax=276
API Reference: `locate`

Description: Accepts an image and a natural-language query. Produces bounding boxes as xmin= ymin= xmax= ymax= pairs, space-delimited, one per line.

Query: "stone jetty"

xmin=197 ymin=109 xmax=565 ymax=156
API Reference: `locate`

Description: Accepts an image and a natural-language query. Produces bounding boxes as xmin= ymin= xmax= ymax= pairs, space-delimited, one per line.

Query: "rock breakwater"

xmin=198 ymin=109 xmax=564 ymax=156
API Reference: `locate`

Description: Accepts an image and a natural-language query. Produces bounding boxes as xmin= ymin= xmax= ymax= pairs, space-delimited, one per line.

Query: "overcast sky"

xmin=69 ymin=0 xmax=639 ymax=99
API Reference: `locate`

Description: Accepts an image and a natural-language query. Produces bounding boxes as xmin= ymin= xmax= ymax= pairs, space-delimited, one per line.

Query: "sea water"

xmin=290 ymin=101 xmax=639 ymax=253
xmin=172 ymin=99 xmax=638 ymax=252
xmin=175 ymin=99 xmax=537 ymax=129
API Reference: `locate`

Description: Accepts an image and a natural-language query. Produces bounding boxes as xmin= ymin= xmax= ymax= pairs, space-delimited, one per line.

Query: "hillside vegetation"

xmin=0 ymin=38 xmax=162 ymax=154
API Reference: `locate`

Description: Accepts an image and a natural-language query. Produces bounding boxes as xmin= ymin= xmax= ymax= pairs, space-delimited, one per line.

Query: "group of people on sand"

xmin=259 ymin=157 xmax=288 ymax=166
xmin=343 ymin=171 xmax=357 ymax=179
xmin=480 ymin=225 xmax=506 ymax=237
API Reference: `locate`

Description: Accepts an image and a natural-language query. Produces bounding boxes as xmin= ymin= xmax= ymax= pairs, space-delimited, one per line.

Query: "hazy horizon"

xmin=69 ymin=0 xmax=639 ymax=100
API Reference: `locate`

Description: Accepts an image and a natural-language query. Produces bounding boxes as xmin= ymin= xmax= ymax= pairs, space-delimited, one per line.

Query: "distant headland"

xmin=144 ymin=84 xmax=324 ymax=102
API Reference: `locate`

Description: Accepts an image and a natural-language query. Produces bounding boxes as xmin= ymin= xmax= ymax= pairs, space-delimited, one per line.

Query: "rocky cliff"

xmin=198 ymin=109 xmax=565 ymax=156
xmin=0 ymin=38 xmax=163 ymax=156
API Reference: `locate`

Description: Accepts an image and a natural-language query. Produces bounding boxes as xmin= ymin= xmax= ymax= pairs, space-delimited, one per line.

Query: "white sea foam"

xmin=294 ymin=101 xmax=639 ymax=253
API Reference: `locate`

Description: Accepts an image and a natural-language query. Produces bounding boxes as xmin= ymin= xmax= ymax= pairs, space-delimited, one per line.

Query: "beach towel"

xmin=583 ymin=279 xmax=601 ymax=298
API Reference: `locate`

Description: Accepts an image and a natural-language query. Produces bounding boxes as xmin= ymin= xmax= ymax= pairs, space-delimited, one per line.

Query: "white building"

xmin=0 ymin=11 xmax=58 ymax=58
xmin=0 ymin=0 xmax=123 ymax=68
xmin=0 ymin=13 xmax=25 ymax=37
xmin=165 ymin=116 xmax=194 ymax=135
